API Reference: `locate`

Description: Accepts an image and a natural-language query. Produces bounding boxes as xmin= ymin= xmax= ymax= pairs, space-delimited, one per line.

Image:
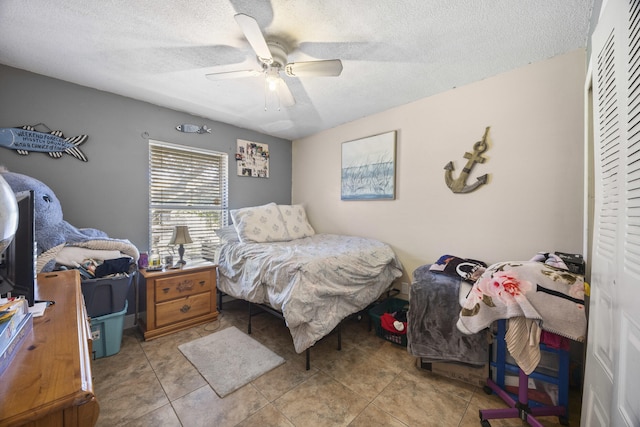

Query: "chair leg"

xmin=479 ymin=369 xmax=564 ymax=427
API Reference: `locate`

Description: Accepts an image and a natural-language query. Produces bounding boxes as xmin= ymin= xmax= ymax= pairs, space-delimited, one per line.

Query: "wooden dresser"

xmin=138 ymin=261 xmax=218 ymax=340
xmin=0 ymin=270 xmax=99 ymax=427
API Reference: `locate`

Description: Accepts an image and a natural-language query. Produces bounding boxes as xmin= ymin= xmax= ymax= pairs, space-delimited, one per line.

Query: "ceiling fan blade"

xmin=205 ymin=69 xmax=262 ymax=81
xmin=285 ymin=59 xmax=343 ymax=77
xmin=234 ymin=13 xmax=273 ymax=64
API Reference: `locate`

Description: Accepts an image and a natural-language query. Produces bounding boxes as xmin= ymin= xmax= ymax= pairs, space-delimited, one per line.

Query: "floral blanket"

xmin=456 ymin=261 xmax=587 ymax=342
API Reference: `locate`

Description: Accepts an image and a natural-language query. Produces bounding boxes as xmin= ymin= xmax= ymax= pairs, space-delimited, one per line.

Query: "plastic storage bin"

xmin=368 ymin=298 xmax=409 ymax=346
xmin=90 ymin=300 xmax=127 ymax=359
xmin=489 ymin=319 xmax=570 ymax=411
xmin=81 ymin=272 xmax=134 ymax=318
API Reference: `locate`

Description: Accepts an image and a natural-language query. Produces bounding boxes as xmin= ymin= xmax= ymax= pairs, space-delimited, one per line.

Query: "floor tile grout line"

xmin=103 ymin=300 xmax=549 ymax=427
xmin=133 ymin=332 xmax=182 ymax=425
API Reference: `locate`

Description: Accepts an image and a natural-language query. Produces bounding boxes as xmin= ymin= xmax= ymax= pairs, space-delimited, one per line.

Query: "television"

xmin=0 ymin=190 xmax=36 ymax=306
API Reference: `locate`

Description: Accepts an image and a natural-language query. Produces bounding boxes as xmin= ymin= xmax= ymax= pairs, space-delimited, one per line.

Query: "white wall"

xmin=292 ymin=49 xmax=586 ymax=285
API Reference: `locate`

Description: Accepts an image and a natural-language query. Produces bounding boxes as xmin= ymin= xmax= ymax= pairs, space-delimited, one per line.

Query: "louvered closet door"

xmin=583 ymin=1 xmax=640 ymax=426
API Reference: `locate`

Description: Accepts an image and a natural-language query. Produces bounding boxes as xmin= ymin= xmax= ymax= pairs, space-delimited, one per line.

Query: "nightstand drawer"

xmin=156 ymin=292 xmax=211 ymax=327
xmin=139 ymin=262 xmax=218 ymax=341
xmin=154 ymin=271 xmax=211 ymax=302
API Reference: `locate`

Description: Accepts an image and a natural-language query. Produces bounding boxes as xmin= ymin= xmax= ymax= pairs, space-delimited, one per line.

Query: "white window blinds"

xmin=149 ymin=140 xmax=228 ymax=261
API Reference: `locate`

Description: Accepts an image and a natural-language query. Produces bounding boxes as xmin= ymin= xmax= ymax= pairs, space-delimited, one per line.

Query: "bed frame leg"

xmin=248 ymin=301 xmax=252 ymax=334
xmin=337 ymin=324 xmax=342 ymax=351
xmin=217 ymin=289 xmax=223 ymax=311
xmin=306 ymin=349 xmax=310 ymax=370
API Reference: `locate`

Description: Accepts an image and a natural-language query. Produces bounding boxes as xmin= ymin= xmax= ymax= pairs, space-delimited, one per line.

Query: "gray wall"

xmin=0 ymin=65 xmax=292 ymax=253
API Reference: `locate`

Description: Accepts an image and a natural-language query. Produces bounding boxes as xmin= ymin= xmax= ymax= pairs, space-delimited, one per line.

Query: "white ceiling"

xmin=0 ymin=1 xmax=594 ymax=141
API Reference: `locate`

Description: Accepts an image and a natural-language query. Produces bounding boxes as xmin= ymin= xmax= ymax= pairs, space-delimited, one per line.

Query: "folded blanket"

xmin=456 ymin=261 xmax=587 ymax=342
xmin=55 ymin=246 xmax=124 ymax=267
xmin=38 ymin=239 xmax=139 ymax=273
xmin=408 ymin=265 xmax=490 ymax=366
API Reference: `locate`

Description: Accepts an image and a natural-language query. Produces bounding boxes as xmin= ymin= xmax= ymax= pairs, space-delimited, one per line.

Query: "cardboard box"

xmin=417 ymin=358 xmax=489 ymax=387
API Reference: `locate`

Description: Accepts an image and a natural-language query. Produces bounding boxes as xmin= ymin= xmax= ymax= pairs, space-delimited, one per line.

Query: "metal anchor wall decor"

xmin=444 ymin=126 xmax=491 ymax=194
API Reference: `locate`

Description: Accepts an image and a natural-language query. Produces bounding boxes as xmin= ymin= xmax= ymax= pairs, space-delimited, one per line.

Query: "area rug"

xmin=178 ymin=326 xmax=285 ymax=397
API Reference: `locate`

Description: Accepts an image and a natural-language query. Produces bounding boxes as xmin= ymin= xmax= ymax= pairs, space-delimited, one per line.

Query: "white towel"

xmin=505 ymin=316 xmax=541 ymax=375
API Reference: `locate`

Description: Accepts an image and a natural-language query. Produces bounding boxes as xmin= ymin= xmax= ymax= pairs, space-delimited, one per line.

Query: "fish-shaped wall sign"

xmin=0 ymin=125 xmax=88 ymax=161
xmin=176 ymin=124 xmax=212 ymax=134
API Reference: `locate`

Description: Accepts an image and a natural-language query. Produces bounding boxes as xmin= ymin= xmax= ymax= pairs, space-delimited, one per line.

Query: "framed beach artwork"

xmin=341 ymin=131 xmax=397 ymax=200
xmin=236 ymin=139 xmax=269 ymax=178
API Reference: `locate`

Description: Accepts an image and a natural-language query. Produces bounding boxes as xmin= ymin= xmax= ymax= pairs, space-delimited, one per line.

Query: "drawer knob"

xmin=199 ymin=280 xmax=206 ymax=286
xmin=180 ymin=304 xmax=191 ymax=313
xmin=162 ymin=288 xmax=170 ymax=293
xmin=177 ymin=280 xmax=194 ymax=292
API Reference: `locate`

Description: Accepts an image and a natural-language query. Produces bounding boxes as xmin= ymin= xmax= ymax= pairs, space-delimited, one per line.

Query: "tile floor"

xmin=92 ymin=299 xmax=582 ymax=426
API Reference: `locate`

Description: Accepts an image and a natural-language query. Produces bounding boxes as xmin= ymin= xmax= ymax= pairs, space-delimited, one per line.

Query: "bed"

xmin=215 ymin=203 xmax=403 ymax=361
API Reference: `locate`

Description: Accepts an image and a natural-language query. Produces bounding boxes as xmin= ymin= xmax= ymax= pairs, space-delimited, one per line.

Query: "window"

xmin=149 ymin=140 xmax=228 ymax=261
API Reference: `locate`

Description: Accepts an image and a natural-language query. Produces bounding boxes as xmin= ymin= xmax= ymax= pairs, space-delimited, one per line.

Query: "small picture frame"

xmin=236 ymin=139 xmax=269 ymax=178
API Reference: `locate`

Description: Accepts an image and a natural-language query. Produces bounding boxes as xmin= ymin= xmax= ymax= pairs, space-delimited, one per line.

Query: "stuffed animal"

xmin=0 ymin=168 xmax=137 ymax=272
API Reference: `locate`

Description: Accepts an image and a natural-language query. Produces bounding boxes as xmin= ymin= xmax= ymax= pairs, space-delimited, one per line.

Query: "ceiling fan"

xmin=205 ymin=13 xmax=343 ymax=107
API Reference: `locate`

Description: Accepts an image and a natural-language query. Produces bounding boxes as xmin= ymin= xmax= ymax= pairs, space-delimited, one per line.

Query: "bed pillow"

xmin=277 ymin=204 xmax=315 ymax=239
xmin=230 ymin=202 xmax=291 ymax=243
xmin=214 ymin=225 xmax=240 ymax=244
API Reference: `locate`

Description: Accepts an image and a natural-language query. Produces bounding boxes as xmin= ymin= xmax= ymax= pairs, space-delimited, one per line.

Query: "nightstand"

xmin=138 ymin=261 xmax=218 ymax=340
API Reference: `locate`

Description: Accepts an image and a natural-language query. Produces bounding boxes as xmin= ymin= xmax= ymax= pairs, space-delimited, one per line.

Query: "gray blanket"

xmin=407 ymin=265 xmax=489 ymax=366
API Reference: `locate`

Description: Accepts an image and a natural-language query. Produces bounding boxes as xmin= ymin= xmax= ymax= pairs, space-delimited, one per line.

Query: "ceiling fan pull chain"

xmin=264 ymin=79 xmax=268 ymax=111
xmin=277 ymin=88 xmax=281 ymax=111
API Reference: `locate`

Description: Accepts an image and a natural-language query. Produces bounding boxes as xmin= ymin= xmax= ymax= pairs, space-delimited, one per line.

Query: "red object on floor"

xmin=380 ymin=313 xmax=407 ymax=335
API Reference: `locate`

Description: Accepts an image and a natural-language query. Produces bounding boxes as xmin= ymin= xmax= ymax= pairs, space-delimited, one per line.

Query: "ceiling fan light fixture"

xmin=207 ymin=13 xmax=335 ymax=110
xmin=265 ymin=68 xmax=280 ymax=92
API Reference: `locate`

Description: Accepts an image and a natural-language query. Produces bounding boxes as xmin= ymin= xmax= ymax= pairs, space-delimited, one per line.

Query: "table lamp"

xmin=169 ymin=225 xmax=193 ymax=265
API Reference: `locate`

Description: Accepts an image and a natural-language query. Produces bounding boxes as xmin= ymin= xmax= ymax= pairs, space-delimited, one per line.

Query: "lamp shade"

xmin=0 ymin=175 xmax=18 ymax=256
xmin=169 ymin=225 xmax=193 ymax=245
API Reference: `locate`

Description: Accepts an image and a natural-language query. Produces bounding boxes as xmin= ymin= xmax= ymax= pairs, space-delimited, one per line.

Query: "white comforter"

xmin=217 ymin=233 xmax=403 ymax=353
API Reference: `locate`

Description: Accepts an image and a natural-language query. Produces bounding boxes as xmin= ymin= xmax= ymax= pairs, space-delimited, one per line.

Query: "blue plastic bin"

xmin=90 ymin=300 xmax=127 ymax=359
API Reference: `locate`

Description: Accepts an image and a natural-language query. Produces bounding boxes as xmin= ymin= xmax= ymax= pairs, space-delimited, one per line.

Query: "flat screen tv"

xmin=0 ymin=190 xmax=36 ymax=306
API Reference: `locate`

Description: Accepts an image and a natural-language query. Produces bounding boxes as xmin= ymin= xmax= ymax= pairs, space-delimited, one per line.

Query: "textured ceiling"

xmin=0 ymin=1 xmax=594 ymax=140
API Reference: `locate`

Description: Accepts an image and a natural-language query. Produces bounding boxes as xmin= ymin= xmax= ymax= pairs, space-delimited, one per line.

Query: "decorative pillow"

xmin=277 ymin=204 xmax=315 ymax=239
xmin=214 ymin=225 xmax=239 ymax=244
xmin=230 ymin=202 xmax=290 ymax=243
